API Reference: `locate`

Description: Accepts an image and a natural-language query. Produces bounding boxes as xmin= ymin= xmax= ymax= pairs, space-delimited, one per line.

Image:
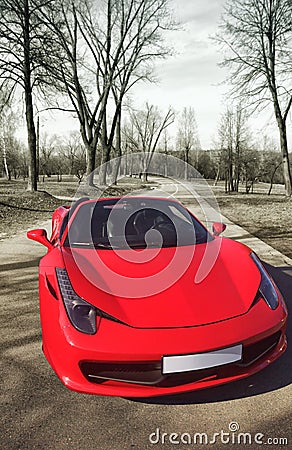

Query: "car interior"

xmin=64 ymin=198 xmax=210 ymax=249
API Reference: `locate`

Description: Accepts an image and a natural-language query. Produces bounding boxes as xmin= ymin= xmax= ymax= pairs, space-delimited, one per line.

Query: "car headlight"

xmin=56 ymin=268 xmax=98 ymax=334
xmin=250 ymin=253 xmax=279 ymax=310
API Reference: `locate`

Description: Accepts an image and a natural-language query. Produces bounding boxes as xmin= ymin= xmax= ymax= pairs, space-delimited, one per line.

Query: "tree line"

xmin=0 ymin=101 xmax=286 ymax=195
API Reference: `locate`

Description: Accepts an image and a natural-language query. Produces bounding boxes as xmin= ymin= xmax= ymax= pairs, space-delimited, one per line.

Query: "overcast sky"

xmin=129 ymin=0 xmax=227 ymax=148
xmin=28 ymin=0 xmax=290 ymax=150
xmin=130 ymin=0 xmax=290 ymax=149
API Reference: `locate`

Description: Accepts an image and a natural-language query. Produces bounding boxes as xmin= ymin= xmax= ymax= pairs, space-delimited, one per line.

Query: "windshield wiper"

xmin=70 ymin=242 xmax=115 ymax=249
xmin=93 ymin=242 xmax=116 ymax=249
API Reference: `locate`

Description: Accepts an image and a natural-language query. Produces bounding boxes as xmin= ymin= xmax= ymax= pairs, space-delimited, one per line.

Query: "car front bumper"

xmin=40 ymin=280 xmax=287 ymax=397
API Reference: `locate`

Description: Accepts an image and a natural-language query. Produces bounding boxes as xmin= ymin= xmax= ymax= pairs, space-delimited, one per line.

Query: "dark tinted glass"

xmin=65 ymin=198 xmax=211 ymax=249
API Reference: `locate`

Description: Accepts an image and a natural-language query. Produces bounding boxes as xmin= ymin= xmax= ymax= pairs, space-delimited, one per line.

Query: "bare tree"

xmin=0 ymin=108 xmax=22 ymax=180
xmin=217 ymin=105 xmax=251 ymax=193
xmin=0 ymin=0 xmax=57 ymax=191
xmin=60 ymin=132 xmax=86 ymax=182
xmin=176 ymin=107 xmax=201 ymax=179
xmin=42 ymin=0 xmax=174 ymax=185
xmin=0 ymin=94 xmax=27 ymax=180
xmin=260 ymin=136 xmax=283 ymax=194
xmin=0 ymin=100 xmax=14 ymax=180
xmin=216 ymin=0 xmax=292 ymax=196
xmin=217 ymin=108 xmax=235 ymax=193
xmin=233 ymin=105 xmax=250 ymax=191
xmin=241 ymin=147 xmax=261 ymax=193
xmin=124 ymin=103 xmax=175 ymax=181
xmin=262 ymin=151 xmax=282 ymax=194
xmin=39 ymin=133 xmax=61 ymax=178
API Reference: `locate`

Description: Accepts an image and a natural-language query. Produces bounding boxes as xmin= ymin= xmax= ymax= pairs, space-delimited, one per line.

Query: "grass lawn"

xmin=0 ymin=176 xmax=151 ymax=239
xmin=216 ymin=192 xmax=292 ymax=259
xmin=209 ymin=181 xmax=291 ymax=259
xmin=0 ymin=179 xmax=65 ymax=239
xmin=0 ymin=177 xmax=291 ymax=260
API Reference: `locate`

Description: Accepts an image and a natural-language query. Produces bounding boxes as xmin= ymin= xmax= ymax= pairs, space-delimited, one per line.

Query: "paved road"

xmin=1 ymin=179 xmax=291 ymax=450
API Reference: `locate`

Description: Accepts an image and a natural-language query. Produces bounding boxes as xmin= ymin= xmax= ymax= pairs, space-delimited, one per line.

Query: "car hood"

xmin=61 ymin=238 xmax=260 ymax=328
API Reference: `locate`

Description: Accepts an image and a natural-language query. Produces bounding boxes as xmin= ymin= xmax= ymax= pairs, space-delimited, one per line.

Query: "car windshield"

xmin=64 ymin=198 xmax=212 ymax=249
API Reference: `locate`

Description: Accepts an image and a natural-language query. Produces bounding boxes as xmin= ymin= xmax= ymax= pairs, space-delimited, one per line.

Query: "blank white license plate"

xmin=162 ymin=344 xmax=242 ymax=374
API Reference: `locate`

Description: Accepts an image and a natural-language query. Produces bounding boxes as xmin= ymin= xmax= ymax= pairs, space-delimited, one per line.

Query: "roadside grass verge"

xmin=216 ymin=192 xmax=292 ymax=259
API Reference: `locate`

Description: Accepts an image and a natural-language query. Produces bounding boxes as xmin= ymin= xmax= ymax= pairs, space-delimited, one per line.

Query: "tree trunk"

xmin=273 ymin=98 xmax=292 ymax=196
xmin=164 ymin=153 xmax=168 ymax=177
xmin=225 ymin=172 xmax=228 ymax=193
xmin=142 ymin=172 xmax=148 ymax=182
xmin=36 ymin=115 xmax=40 ymax=182
xmin=228 ymin=155 xmax=234 ymax=192
xmin=24 ymin=0 xmax=37 ymax=192
xmin=278 ymin=123 xmax=292 ymax=196
xmin=184 ymin=148 xmax=189 ymax=180
xmin=112 ymin=108 xmax=122 ymax=185
xmin=227 ymin=161 xmax=234 ymax=193
xmin=234 ymin=147 xmax=240 ymax=192
xmin=268 ymin=162 xmax=282 ymax=195
xmin=86 ymin=143 xmax=96 ymax=186
xmin=25 ymin=91 xmax=37 ymax=191
xmin=214 ymin=162 xmax=221 ymax=186
xmin=3 ymin=147 xmax=10 ymax=180
xmin=98 ymin=144 xmax=111 ymax=186
xmin=141 ymin=153 xmax=148 ymax=182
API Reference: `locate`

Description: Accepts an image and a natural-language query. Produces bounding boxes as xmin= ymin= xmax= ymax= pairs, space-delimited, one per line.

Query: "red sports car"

xmin=27 ymin=196 xmax=287 ymax=397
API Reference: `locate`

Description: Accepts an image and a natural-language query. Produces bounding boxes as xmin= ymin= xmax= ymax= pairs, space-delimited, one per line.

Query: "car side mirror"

xmin=27 ymin=229 xmax=53 ymax=250
xmin=212 ymin=222 xmax=227 ymax=236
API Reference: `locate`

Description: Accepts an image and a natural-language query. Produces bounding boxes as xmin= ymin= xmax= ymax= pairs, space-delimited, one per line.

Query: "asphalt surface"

xmin=1 ymin=179 xmax=291 ymax=450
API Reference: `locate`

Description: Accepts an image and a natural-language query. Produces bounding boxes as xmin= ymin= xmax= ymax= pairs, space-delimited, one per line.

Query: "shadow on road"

xmin=0 ymin=257 xmax=40 ymax=272
xmin=130 ymin=263 xmax=292 ymax=405
xmin=0 ymin=199 xmax=54 ymax=213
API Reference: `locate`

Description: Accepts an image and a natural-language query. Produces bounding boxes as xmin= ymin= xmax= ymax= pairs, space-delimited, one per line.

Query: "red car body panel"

xmin=50 ymin=206 xmax=70 ymax=244
xmin=28 ymin=196 xmax=288 ymax=397
xmin=61 ymin=239 xmax=261 ymax=328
